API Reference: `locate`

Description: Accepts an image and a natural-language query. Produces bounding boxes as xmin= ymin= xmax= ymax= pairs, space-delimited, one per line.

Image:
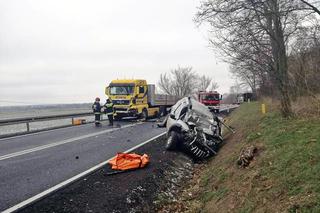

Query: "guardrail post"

xmin=71 ymin=117 xmax=74 ymax=125
xmin=261 ymin=104 xmax=266 ymax=114
xmin=26 ymin=122 xmax=30 ymax=132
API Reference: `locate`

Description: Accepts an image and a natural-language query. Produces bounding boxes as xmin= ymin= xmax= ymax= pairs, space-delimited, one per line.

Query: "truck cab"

xmin=105 ymin=79 xmax=149 ymax=119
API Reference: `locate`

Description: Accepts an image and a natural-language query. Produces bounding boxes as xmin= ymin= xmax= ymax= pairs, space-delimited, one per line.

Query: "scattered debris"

xmin=237 ymin=145 xmax=257 ymax=168
xmin=18 ymin=133 xmax=194 ymax=213
xmin=104 ymin=170 xmax=128 ymax=176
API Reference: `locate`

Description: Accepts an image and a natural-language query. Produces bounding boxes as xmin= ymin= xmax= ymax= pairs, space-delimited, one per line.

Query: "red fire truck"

xmin=197 ymin=91 xmax=222 ymax=107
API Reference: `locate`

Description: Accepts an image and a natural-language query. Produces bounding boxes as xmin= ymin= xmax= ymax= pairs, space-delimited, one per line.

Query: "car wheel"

xmin=166 ymin=131 xmax=179 ymax=150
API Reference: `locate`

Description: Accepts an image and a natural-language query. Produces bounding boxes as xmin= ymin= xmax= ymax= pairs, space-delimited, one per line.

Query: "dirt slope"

xmin=20 ymin=135 xmax=194 ymax=213
xmin=159 ymin=102 xmax=320 ymax=213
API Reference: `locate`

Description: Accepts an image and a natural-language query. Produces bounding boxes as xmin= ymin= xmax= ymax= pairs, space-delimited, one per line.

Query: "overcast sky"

xmin=0 ymin=0 xmax=233 ymax=106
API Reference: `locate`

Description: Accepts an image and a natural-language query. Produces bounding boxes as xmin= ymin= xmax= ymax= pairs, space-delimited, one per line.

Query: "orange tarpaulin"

xmin=108 ymin=153 xmax=150 ymax=171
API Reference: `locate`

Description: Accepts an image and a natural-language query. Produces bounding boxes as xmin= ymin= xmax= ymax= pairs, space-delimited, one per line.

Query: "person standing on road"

xmin=104 ymin=98 xmax=114 ymax=126
xmin=92 ymin=97 xmax=102 ymax=126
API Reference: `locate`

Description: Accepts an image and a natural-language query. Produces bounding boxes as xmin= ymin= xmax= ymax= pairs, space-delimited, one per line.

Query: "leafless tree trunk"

xmin=300 ymin=0 xmax=320 ymax=15
xmin=194 ymin=0 xmax=314 ymax=117
xmin=266 ymin=0 xmax=292 ymax=117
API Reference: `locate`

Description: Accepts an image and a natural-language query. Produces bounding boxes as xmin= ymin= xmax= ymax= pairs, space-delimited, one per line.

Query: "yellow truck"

xmin=105 ymin=79 xmax=179 ymax=120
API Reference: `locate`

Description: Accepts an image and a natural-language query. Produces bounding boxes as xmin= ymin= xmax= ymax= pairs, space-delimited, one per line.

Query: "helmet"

xmin=95 ymin=97 xmax=100 ymax=101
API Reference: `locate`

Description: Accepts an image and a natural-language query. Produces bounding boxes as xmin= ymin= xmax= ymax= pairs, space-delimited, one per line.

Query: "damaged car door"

xmin=165 ymin=97 xmax=223 ymax=159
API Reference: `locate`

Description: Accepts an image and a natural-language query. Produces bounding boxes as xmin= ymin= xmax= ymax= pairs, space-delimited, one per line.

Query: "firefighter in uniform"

xmin=104 ymin=98 xmax=114 ymax=126
xmin=92 ymin=97 xmax=101 ymax=126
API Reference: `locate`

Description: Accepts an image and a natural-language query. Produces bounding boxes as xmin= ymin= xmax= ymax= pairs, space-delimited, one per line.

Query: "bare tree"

xmin=194 ymin=0 xmax=315 ymax=117
xmin=230 ymin=65 xmax=259 ymax=95
xmin=289 ymin=20 xmax=320 ymax=99
xmin=197 ymin=74 xmax=220 ymax=91
xmin=158 ymin=66 xmax=198 ymax=97
xmin=197 ymin=75 xmax=212 ymax=91
xmin=158 ymin=72 xmax=174 ymax=95
xmin=208 ymin=81 xmax=219 ymax=91
xmin=300 ymin=0 xmax=320 ymax=15
xmin=158 ymin=66 xmax=220 ymax=97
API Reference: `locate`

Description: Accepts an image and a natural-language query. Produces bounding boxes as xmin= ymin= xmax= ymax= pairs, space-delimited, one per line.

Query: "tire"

xmin=154 ymin=110 xmax=160 ymax=119
xmin=141 ymin=109 xmax=148 ymax=121
xmin=159 ymin=106 xmax=167 ymax=117
xmin=166 ymin=131 xmax=179 ymax=150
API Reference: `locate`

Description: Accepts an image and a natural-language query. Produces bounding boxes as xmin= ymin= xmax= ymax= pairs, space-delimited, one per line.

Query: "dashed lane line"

xmin=0 ymin=123 xmax=143 ymax=161
xmin=2 ymin=131 xmax=166 ymax=213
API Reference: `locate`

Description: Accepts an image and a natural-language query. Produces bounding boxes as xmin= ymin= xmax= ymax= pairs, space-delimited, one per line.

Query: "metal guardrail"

xmin=0 ymin=112 xmax=93 ymax=136
xmin=218 ymin=104 xmax=239 ymax=113
xmin=0 ymin=104 xmax=239 ymax=138
xmin=208 ymin=104 xmax=239 ymax=113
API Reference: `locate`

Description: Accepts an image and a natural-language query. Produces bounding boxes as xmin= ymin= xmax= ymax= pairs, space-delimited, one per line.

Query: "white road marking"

xmin=2 ymin=131 xmax=166 ymax=213
xmin=0 ymin=125 xmax=76 ymax=141
xmin=0 ymin=123 xmax=142 ymax=161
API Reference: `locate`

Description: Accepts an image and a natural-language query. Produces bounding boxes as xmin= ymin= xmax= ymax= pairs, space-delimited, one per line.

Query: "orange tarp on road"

xmin=108 ymin=153 xmax=150 ymax=171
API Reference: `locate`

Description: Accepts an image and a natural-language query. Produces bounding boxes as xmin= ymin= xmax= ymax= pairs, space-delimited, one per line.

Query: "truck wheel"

xmin=166 ymin=131 xmax=179 ymax=150
xmin=159 ymin=106 xmax=166 ymax=117
xmin=154 ymin=110 xmax=160 ymax=119
xmin=141 ymin=109 xmax=148 ymax=121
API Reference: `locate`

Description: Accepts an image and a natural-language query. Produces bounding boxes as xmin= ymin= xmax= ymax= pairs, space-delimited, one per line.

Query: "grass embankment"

xmin=182 ymin=102 xmax=320 ymax=212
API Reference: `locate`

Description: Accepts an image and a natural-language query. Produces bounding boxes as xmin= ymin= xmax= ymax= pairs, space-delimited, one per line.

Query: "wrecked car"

xmin=159 ymin=97 xmax=224 ymax=159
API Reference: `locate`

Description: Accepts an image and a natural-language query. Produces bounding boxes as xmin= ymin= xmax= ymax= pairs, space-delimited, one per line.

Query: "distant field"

xmin=0 ymin=104 xmax=92 ymax=120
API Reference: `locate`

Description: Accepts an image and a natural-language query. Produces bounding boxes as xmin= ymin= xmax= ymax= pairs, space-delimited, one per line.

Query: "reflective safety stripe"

xmin=104 ymin=103 xmax=114 ymax=115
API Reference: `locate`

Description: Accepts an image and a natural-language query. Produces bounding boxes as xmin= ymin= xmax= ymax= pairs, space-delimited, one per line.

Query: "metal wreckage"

xmin=158 ymin=97 xmax=234 ymax=159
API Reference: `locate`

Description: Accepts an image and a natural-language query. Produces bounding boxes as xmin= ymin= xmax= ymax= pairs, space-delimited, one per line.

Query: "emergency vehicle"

xmin=197 ymin=91 xmax=222 ymax=107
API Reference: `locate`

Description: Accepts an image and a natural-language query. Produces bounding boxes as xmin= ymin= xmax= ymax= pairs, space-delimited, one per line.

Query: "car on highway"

xmin=162 ymin=97 xmax=223 ymax=159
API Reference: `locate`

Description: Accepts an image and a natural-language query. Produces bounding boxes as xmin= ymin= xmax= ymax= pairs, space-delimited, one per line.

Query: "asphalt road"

xmin=0 ymin=120 xmax=165 ymax=212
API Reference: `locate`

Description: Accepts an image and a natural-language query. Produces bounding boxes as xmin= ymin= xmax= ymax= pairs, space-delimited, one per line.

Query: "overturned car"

xmin=159 ymin=97 xmax=225 ymax=159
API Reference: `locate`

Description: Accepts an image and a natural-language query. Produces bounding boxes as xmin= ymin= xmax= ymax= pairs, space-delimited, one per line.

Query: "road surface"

xmin=0 ymin=120 xmax=165 ymax=212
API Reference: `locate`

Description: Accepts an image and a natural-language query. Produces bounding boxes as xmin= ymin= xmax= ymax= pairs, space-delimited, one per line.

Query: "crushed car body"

xmin=159 ymin=97 xmax=224 ymax=159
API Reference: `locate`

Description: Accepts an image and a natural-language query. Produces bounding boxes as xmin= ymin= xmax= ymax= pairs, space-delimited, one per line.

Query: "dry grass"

xmin=291 ymin=95 xmax=320 ymax=118
xmin=260 ymin=95 xmax=320 ymax=118
xmin=161 ymin=102 xmax=320 ymax=213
